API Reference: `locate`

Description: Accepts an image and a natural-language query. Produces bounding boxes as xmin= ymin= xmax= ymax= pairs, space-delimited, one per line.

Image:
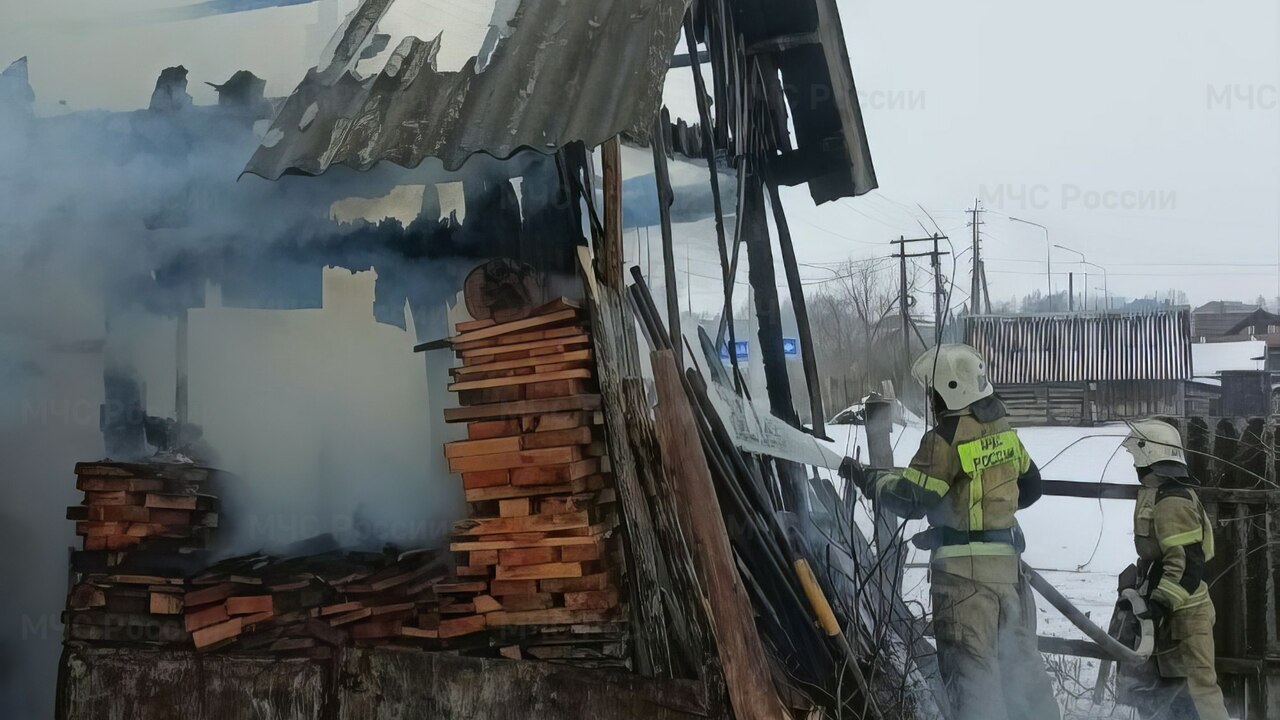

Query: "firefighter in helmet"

xmin=841 ymin=344 xmax=1060 ymax=720
xmin=1119 ymin=420 xmax=1228 ymax=720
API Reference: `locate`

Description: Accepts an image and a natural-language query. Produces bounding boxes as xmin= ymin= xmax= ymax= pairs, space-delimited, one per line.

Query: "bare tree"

xmin=806 ymin=258 xmax=926 ymax=415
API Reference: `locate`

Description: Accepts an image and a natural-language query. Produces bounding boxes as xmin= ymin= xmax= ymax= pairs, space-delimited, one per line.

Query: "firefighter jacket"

xmin=1134 ymin=463 xmax=1215 ymax=613
xmin=868 ymin=396 xmax=1042 ymax=584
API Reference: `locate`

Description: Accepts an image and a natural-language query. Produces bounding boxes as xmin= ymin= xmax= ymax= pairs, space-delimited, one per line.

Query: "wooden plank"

xmin=452 ymin=350 xmax=594 ymax=377
xmin=444 ymin=436 xmax=522 ymax=459
xmin=1041 ymin=479 xmax=1280 ymax=505
xmin=457 ymin=334 xmax=590 ymax=360
xmin=565 ymin=588 xmax=619 ymax=611
xmin=185 ymin=583 xmax=237 ymax=608
xmin=192 ymin=617 xmax=242 ymax=649
xmin=526 ymin=379 xmax=590 ymax=400
xmin=448 ymin=446 xmax=582 ymax=474
xmin=443 ymin=395 xmax=601 ymax=423
xmin=498 ymin=498 xmax=531 ymax=517
xmin=510 ymin=458 xmax=598 ymax=486
xmin=450 ymin=308 xmax=580 ymax=345
xmin=437 ymin=614 xmax=486 ymax=639
xmin=494 ymin=562 xmax=588 ymax=581
xmin=485 ymin=608 xmax=619 ymax=627
xmin=452 ymin=511 xmax=589 ymax=537
xmin=149 ymin=592 xmax=184 ymax=615
xmin=539 ymin=573 xmax=613 ymax=593
xmin=488 ymin=579 xmax=539 ymax=596
xmin=651 ymin=349 xmax=784 ymax=719
xmin=455 ymin=317 xmax=496 ymax=333
xmin=462 ymin=470 xmax=509 ymax=489
xmin=521 ymin=426 xmax=593 ymax=450
xmin=473 ymin=595 xmax=503 ymax=614
xmin=450 ymin=530 xmax=604 ymax=552
xmin=225 ymin=596 xmax=273 ymax=616
xmin=498 ymin=547 xmax=559 ymax=566
xmin=522 ymin=411 xmax=597 ymax=433
xmin=449 ymin=369 xmax=592 ymax=393
xmin=467 ymin=419 xmax=521 ymax=440
xmin=463 ymin=481 xmax=582 ymax=503
xmin=454 ymin=324 xmax=584 ymax=352
xmin=499 ymin=594 xmax=554 ymax=612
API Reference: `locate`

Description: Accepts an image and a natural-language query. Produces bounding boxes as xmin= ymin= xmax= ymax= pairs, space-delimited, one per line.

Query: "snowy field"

xmin=820 ymin=420 xmax=1145 ymax=716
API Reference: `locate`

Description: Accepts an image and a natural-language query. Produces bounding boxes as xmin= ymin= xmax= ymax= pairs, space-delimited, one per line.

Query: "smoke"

xmin=0 ymin=59 xmax=577 ymax=717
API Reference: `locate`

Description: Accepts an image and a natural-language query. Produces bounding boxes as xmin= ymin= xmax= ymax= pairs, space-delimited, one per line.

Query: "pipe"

xmin=1024 ymin=563 xmax=1153 ymax=665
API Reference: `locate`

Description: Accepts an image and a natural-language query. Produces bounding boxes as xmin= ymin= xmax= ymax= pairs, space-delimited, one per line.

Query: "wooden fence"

xmin=1041 ymin=415 xmax=1280 ymax=719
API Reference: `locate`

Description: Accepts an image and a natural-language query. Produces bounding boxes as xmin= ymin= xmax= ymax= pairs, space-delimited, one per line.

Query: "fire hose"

xmin=1023 ymin=562 xmax=1155 ymax=665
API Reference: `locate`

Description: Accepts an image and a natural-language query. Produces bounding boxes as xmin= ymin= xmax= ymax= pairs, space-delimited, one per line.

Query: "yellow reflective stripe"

xmin=969 ymin=473 xmax=984 ymax=530
xmin=902 ymin=468 xmax=950 ymax=496
xmin=1157 ymin=578 xmax=1192 ymax=609
xmin=1160 ymin=527 xmax=1204 ymax=551
xmin=956 ymin=430 xmax=1025 ymax=474
xmin=932 ymin=541 xmax=1017 ymax=560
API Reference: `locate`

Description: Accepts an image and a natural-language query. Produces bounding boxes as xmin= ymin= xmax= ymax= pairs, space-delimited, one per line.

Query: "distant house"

xmin=1191 ymin=301 xmax=1264 ymax=342
xmin=966 ymin=310 xmax=1192 ymax=425
xmin=1186 ymin=340 xmax=1268 ymax=415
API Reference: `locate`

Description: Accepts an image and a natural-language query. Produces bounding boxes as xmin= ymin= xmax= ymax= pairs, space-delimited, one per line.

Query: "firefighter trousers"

xmin=1128 ymin=601 xmax=1228 ymax=720
xmin=931 ymin=568 xmax=1061 ymax=720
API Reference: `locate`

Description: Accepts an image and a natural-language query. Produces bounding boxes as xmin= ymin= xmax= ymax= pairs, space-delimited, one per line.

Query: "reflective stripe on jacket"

xmin=1134 ymin=468 xmax=1215 ymax=612
xmin=870 ymin=397 xmax=1041 ymax=582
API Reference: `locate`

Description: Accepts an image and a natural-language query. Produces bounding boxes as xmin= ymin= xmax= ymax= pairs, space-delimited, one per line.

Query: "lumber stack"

xmin=182 ymin=550 xmax=450 ymax=654
xmin=66 ymin=461 xmax=219 ymax=554
xmin=64 ymin=461 xmax=221 ymax=647
xmin=439 ymin=297 xmax=629 ymax=667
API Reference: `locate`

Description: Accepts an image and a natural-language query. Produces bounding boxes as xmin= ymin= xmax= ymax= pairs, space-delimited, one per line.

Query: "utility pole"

xmin=1068 ymin=272 xmax=1075 ymax=312
xmin=969 ymin=199 xmax=985 ymax=314
xmin=892 ymin=235 xmax=951 ymax=346
xmin=898 ymin=238 xmax=910 ymax=366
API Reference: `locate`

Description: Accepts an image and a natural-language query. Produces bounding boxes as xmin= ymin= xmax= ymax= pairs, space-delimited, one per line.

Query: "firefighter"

xmin=1120 ymin=420 xmax=1228 ymax=720
xmin=841 ymin=344 xmax=1060 ymax=720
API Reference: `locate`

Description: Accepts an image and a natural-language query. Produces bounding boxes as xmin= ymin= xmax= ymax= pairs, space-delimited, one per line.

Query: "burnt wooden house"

xmin=33 ymin=1 xmax=968 ymax=719
xmin=966 ymin=310 xmax=1193 ymax=425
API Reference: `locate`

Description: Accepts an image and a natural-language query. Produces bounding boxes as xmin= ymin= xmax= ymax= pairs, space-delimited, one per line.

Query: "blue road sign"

xmin=782 ymin=338 xmax=799 ymax=356
xmin=719 ymin=340 xmax=750 ymax=361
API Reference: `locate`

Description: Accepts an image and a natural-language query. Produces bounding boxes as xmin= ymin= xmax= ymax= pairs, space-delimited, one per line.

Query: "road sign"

xmin=782 ymin=338 xmax=798 ymax=356
xmin=719 ymin=340 xmax=749 ymax=361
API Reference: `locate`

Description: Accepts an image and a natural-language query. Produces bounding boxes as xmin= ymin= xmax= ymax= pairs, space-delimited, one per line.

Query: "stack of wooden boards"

xmin=64 ymin=461 xmax=221 ymax=646
xmin=436 ymin=297 xmax=630 ymax=667
xmin=182 ymin=550 xmax=452 ymax=653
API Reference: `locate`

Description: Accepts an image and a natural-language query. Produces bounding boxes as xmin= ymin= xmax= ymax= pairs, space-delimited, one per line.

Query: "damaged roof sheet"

xmin=245 ymin=0 xmax=690 ymax=179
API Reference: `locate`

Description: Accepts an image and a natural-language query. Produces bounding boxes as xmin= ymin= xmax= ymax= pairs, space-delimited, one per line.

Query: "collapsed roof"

xmin=243 ymin=0 xmax=876 ymax=202
xmin=244 ymin=0 xmax=690 ymax=179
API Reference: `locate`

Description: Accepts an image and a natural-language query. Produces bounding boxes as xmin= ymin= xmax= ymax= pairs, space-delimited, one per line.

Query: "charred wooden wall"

xmin=57 ymin=647 xmax=724 ymax=720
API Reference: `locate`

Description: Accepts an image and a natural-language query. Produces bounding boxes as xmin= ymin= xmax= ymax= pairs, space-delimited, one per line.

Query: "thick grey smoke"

xmin=0 ymin=60 xmax=488 ymax=718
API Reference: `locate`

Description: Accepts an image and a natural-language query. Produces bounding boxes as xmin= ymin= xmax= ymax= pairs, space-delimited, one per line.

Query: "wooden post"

xmin=651 ymin=349 xmax=784 ymax=720
xmin=650 ymin=109 xmax=681 ymax=366
xmin=864 ymin=391 xmax=904 ymax=595
xmin=765 ymin=175 xmax=826 ymax=438
xmin=599 ymin=137 xmax=624 ymax=290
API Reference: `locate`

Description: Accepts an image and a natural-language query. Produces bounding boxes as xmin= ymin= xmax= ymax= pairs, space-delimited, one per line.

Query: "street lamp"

xmin=1053 ymin=244 xmax=1109 ymax=313
xmin=1054 ymin=244 xmax=1086 ymax=311
xmin=1009 ymin=217 xmax=1052 ymax=310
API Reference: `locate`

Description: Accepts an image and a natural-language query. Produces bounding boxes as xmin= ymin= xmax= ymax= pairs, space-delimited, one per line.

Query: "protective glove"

xmin=838 ymin=457 xmax=872 ymax=495
xmin=1137 ymin=597 xmax=1169 ymax=623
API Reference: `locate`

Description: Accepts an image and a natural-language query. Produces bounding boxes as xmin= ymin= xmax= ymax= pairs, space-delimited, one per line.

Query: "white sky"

xmin=2 ymin=0 xmax=1278 ymax=309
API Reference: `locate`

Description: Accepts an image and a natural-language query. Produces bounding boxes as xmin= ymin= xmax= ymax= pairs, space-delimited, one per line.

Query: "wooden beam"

xmin=651 ymin=349 xmax=784 ymax=720
xmin=1041 ymin=479 xmax=1280 ymax=505
xmin=600 ymin=136 xmax=624 ymax=290
xmin=651 ymin=107 xmax=682 ymax=366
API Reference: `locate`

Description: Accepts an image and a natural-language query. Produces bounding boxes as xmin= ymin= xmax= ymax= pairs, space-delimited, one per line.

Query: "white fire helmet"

xmin=911 ymin=344 xmax=993 ymax=410
xmin=1122 ymin=420 xmax=1187 ymax=468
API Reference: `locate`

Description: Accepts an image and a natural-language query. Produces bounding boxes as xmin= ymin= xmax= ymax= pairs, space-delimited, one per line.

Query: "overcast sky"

xmin=3 ymin=0 xmax=1278 ymax=309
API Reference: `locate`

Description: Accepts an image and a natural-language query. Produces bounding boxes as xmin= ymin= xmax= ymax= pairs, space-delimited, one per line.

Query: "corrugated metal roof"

xmin=244 ymin=0 xmax=689 ymax=179
xmin=966 ymin=311 xmax=1193 ymax=384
